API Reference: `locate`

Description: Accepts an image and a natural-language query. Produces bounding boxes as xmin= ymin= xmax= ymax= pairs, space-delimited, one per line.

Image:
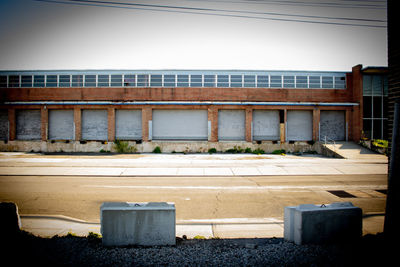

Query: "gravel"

xmin=3 ymin=232 xmax=394 ymax=267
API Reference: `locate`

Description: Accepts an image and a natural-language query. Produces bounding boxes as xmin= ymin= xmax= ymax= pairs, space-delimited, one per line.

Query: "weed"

xmin=252 ymin=148 xmax=265 ymax=155
xmin=193 ymin=235 xmax=206 ymax=240
xmin=225 ymin=146 xmax=244 ymax=154
xmin=87 ymin=232 xmax=102 ymax=242
xmin=114 ymin=140 xmax=136 ymax=153
xmin=208 ymin=148 xmax=217 ymax=154
xmin=153 ymin=146 xmax=162 ymax=153
xmin=244 ymin=147 xmax=252 ymax=153
xmin=272 ymin=149 xmax=286 ymax=155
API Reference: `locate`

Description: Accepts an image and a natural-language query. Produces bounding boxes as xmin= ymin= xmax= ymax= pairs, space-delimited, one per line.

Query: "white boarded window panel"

xmin=115 ymin=110 xmax=142 ymax=140
xmin=48 ymin=110 xmax=74 ymax=140
xmin=320 ymin=111 xmax=345 ymax=141
xmin=152 ymin=110 xmax=208 ymax=140
xmin=81 ymin=110 xmax=108 ymax=140
xmin=253 ymin=110 xmax=280 ymax=141
xmin=218 ymin=110 xmax=245 ymax=141
xmin=0 ymin=110 xmax=8 ymax=140
xmin=287 ymin=110 xmax=313 ymax=141
xmin=16 ymin=110 xmax=41 ymax=140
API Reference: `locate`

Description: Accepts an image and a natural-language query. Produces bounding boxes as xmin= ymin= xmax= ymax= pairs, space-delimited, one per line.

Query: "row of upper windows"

xmin=0 ymin=74 xmax=346 ymax=89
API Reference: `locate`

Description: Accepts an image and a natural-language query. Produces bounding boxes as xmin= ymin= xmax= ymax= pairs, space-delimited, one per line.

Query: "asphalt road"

xmin=0 ymin=174 xmax=387 ymax=223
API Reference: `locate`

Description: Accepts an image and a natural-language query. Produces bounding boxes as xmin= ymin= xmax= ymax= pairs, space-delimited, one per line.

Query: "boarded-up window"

xmin=253 ymin=110 xmax=280 ymax=141
xmin=152 ymin=110 xmax=208 ymax=140
xmin=81 ymin=110 xmax=108 ymax=140
xmin=287 ymin=110 xmax=312 ymax=141
xmin=115 ymin=110 xmax=142 ymax=140
xmin=0 ymin=110 xmax=8 ymax=140
xmin=218 ymin=110 xmax=245 ymax=141
xmin=16 ymin=110 xmax=41 ymax=140
xmin=48 ymin=110 xmax=74 ymax=140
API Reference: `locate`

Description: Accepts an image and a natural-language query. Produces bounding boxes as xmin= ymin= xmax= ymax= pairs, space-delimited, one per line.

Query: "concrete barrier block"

xmin=284 ymin=202 xmax=362 ymax=245
xmin=100 ymin=202 xmax=176 ymax=246
xmin=283 ymin=206 xmax=296 ymax=242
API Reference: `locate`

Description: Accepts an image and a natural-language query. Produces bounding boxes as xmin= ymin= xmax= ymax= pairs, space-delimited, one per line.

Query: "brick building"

xmin=0 ymin=65 xmax=387 ymax=153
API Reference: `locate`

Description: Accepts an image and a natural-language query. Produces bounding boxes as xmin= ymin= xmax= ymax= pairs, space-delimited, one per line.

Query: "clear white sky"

xmin=0 ymin=0 xmax=387 ymax=71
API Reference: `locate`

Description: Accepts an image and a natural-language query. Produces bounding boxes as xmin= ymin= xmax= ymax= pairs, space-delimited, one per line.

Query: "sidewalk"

xmin=0 ymin=153 xmax=388 ymax=176
xmin=20 ymin=213 xmax=384 ymax=239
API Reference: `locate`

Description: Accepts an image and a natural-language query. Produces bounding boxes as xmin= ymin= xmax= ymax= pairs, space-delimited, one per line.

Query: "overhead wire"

xmin=185 ymin=0 xmax=386 ymax=9
xmin=32 ymin=0 xmax=387 ymax=28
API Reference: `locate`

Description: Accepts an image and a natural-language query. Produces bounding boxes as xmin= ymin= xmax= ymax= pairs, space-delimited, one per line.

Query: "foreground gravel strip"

xmin=4 ymin=232 xmax=394 ymax=267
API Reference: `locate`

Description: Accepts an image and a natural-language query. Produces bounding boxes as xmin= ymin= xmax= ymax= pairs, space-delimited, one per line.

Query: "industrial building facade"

xmin=0 ymin=64 xmax=385 ymax=153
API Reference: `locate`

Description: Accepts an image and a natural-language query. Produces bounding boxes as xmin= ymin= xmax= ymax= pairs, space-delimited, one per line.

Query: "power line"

xmin=64 ymin=0 xmax=387 ymax=23
xmin=32 ymin=0 xmax=387 ymax=28
xmin=185 ymin=0 xmax=386 ymax=9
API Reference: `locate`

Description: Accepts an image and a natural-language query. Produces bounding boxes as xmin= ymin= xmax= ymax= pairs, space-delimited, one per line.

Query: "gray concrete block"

xmin=284 ymin=202 xmax=362 ymax=245
xmin=100 ymin=202 xmax=176 ymax=246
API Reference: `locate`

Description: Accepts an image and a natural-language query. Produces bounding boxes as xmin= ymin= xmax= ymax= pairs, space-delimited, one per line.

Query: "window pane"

xmin=296 ymin=76 xmax=307 ymax=88
xmin=363 ymin=75 xmax=372 ymax=95
xmin=363 ymin=96 xmax=372 ymax=118
xmin=383 ymin=119 xmax=388 ymax=140
xmin=270 ymin=75 xmax=282 ymax=88
xmin=137 ymin=74 xmax=149 ymax=87
xmin=217 ymin=75 xmax=229 ymax=87
xmin=335 ymin=76 xmax=346 ymax=89
xmin=383 ymin=76 xmax=388 ymax=96
xmin=34 ymin=75 xmax=45 ymax=87
xmin=177 ymin=75 xmax=189 ymax=87
xmin=85 ymin=75 xmax=96 ymax=87
xmin=244 ymin=75 xmax=255 ymax=87
xmin=150 ymin=74 xmax=162 ymax=87
xmin=164 ymin=75 xmax=175 ymax=87
xmin=372 ymin=75 xmax=382 ymax=95
xmin=283 ymin=76 xmax=294 ymax=88
xmin=0 ymin=75 xmax=7 ymax=87
xmin=59 ymin=75 xmax=70 ymax=87
xmin=98 ymin=75 xmax=109 ymax=87
xmin=322 ymin=76 xmax=333 ymax=88
xmin=46 ymin=75 xmax=57 ymax=87
xmin=110 ymin=75 xmax=122 ymax=87
xmin=124 ymin=75 xmax=135 ymax=86
xmin=363 ymin=119 xmax=372 ymax=139
xmin=309 ymin=76 xmax=321 ymax=88
xmin=373 ymin=119 xmax=382 ymax=139
xmin=373 ymin=96 xmax=382 ymax=118
xmin=9 ymin=75 xmax=19 ymax=87
xmin=230 ymin=75 xmax=242 ymax=87
xmin=257 ymin=75 xmax=268 ymax=87
xmin=190 ymin=74 xmax=202 ymax=87
xmin=21 ymin=75 xmax=32 ymax=87
xmin=204 ymin=75 xmax=215 ymax=87
xmin=72 ymin=75 xmax=83 ymax=87
xmin=383 ymin=96 xmax=388 ymax=118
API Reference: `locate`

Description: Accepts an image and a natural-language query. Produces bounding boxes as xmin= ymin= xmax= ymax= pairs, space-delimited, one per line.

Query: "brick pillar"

xmin=41 ymin=107 xmax=48 ymax=141
xmin=280 ymin=109 xmax=286 ymax=143
xmin=208 ymin=106 xmax=218 ymax=142
xmin=8 ymin=109 xmax=15 ymax=141
xmin=245 ymin=108 xmax=252 ymax=142
xmin=313 ymin=107 xmax=320 ymax=141
xmin=108 ymin=108 xmax=115 ymax=141
xmin=142 ymin=107 xmax=152 ymax=142
xmin=352 ymin=64 xmax=363 ymax=141
xmin=346 ymin=108 xmax=351 ymax=141
xmin=74 ymin=108 xmax=81 ymax=141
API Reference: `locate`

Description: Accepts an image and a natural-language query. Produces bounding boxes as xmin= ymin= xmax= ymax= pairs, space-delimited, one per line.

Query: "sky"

xmin=0 ymin=0 xmax=387 ymax=71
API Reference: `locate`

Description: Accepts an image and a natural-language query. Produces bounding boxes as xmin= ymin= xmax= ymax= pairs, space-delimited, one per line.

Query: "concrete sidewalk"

xmin=20 ymin=213 xmax=384 ymax=239
xmin=0 ymin=153 xmax=388 ymax=176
